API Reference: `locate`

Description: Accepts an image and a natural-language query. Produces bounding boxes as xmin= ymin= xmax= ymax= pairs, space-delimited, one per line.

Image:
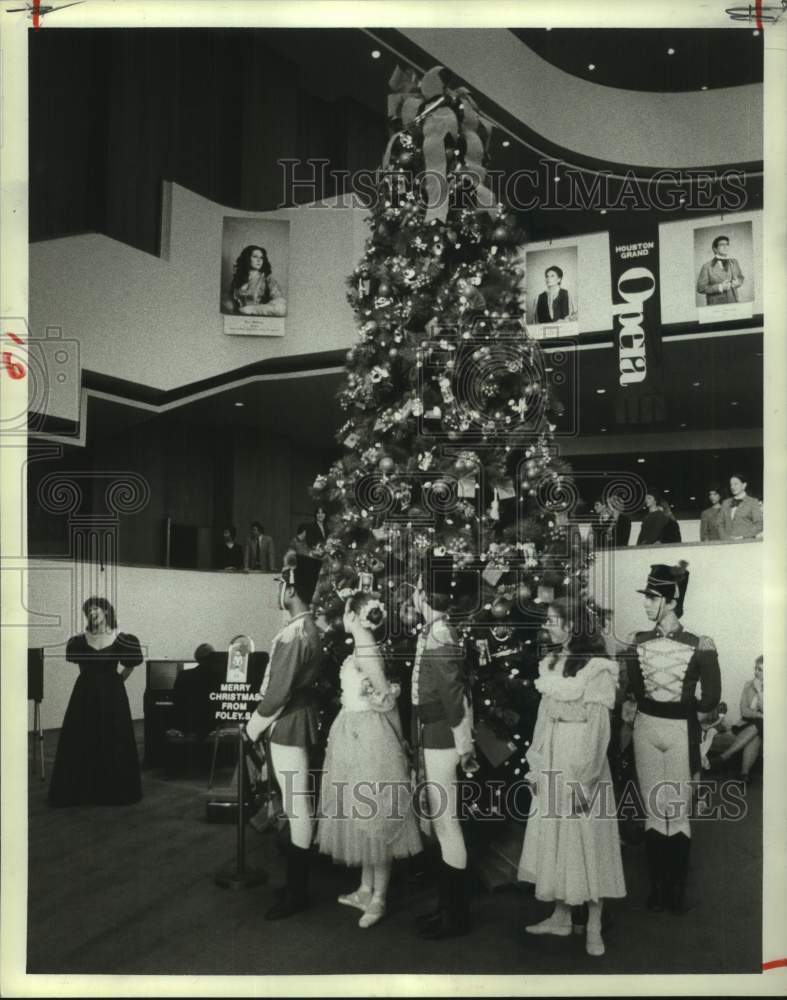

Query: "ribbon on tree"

xmin=383 ymin=64 xmax=498 ymax=222
xmin=387 ymin=65 xmax=422 ymax=127
xmin=382 ymin=66 xmax=423 ymax=172
xmin=454 ymin=88 xmax=496 ymax=216
xmin=417 ymin=67 xmax=458 ymax=223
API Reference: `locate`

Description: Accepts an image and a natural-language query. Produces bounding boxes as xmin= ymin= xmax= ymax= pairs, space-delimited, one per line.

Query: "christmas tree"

xmin=309 ymin=65 xmax=590 ymax=781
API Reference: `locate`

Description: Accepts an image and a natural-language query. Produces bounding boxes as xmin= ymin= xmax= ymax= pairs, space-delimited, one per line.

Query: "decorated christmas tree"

xmin=309 ymin=65 xmax=591 ymax=782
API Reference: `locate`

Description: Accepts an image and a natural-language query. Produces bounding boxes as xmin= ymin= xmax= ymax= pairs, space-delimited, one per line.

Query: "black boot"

xmin=644 ymin=829 xmax=666 ymax=912
xmin=571 ymin=903 xmax=588 ymax=934
xmin=418 ymin=863 xmax=471 ymax=940
xmin=415 ymin=862 xmax=447 ymax=931
xmin=665 ymin=833 xmax=691 ymax=916
xmin=265 ymin=842 xmax=311 ymax=920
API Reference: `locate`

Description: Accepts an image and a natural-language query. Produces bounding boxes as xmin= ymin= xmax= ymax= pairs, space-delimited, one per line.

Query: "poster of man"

xmin=694 ymin=220 xmax=754 ymax=323
xmin=520 ymin=245 xmax=579 ymax=339
xmin=220 ymin=216 xmax=290 ymax=336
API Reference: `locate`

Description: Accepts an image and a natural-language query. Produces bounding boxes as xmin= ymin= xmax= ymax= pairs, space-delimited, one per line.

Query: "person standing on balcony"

xmin=699 ymin=488 xmax=724 ymax=542
xmin=244 ymin=520 xmax=276 ymax=572
xmin=719 ymin=475 xmax=763 ymax=540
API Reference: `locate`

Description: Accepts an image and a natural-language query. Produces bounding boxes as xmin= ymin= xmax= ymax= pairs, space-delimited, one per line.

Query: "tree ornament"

xmin=378 ymin=456 xmax=395 ymax=474
xmin=491 ymin=597 xmax=511 ymax=620
xmin=399 ymin=603 xmax=420 ymax=629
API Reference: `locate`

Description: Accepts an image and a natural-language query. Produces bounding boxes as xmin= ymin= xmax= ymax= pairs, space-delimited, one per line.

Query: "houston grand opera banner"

xmin=609 ymin=223 xmax=666 ymax=425
xmin=220 ymin=217 xmax=291 ymax=337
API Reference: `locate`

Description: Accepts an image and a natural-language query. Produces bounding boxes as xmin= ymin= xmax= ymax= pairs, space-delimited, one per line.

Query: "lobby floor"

xmin=25 ymin=725 xmax=762 ymax=979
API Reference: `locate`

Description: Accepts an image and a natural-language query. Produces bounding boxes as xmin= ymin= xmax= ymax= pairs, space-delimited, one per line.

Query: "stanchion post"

xmin=214 ymin=725 xmax=268 ymax=890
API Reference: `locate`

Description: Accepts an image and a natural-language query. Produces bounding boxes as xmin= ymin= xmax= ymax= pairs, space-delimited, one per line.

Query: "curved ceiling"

xmin=400 ymin=28 xmax=763 ymax=170
xmin=511 ymin=28 xmax=763 ymax=93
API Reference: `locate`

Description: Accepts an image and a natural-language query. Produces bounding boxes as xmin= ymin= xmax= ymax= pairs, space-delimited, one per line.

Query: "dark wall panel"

xmin=29 ymin=29 xmax=383 ymax=254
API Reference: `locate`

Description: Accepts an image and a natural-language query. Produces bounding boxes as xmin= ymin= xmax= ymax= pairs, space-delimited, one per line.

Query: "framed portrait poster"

xmin=220 ymin=217 xmax=291 ymax=337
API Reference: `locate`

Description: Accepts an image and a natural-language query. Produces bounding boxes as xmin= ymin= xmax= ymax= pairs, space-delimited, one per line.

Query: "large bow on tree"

xmin=384 ymin=64 xmax=496 ymax=223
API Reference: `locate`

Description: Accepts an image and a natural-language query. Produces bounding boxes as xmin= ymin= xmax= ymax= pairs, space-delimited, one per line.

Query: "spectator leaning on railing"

xmin=719 ymin=475 xmax=763 ymax=540
xmin=699 ymin=488 xmax=724 ymax=542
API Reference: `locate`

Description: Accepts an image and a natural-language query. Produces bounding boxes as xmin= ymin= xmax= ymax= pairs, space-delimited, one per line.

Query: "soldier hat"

xmin=636 ymin=561 xmax=690 ymax=618
xmin=420 ymin=552 xmax=481 ymax=613
xmin=284 ymin=554 xmax=323 ymax=604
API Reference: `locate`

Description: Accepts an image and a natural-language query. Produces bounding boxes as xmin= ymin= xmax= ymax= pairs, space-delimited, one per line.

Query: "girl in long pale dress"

xmin=518 ymin=599 xmax=625 ymax=957
xmin=316 ymin=592 xmax=422 ymax=928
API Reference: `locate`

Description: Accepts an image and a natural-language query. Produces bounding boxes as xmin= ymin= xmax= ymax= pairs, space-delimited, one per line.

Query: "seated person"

xmin=713 ymin=655 xmax=763 ymax=782
xmin=696 ymin=701 xmax=728 ymax=776
xmin=169 ymin=643 xmax=218 ymax=741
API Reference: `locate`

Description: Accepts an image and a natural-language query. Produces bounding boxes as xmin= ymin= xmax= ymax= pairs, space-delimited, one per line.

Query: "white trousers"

xmin=423 ymin=747 xmax=467 ymax=869
xmin=269 ymin=742 xmax=313 ymax=849
xmin=633 ymin=713 xmax=692 ymax=838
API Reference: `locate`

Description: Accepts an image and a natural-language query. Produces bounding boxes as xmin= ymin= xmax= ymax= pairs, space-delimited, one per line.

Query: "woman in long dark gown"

xmin=48 ymin=597 xmax=143 ymax=807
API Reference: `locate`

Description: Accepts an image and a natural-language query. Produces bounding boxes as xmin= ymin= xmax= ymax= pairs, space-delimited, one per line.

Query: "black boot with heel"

xmin=418 ymin=862 xmax=471 ymax=940
xmin=265 ymin=842 xmax=311 ymax=920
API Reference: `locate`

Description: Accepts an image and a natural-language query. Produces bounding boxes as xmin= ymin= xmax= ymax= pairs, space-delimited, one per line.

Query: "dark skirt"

xmin=732 ymin=718 xmax=763 ymax=740
xmin=49 ymin=672 xmax=142 ymax=807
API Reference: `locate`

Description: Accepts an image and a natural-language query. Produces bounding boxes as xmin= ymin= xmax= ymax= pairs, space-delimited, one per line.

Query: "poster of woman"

xmin=520 ymin=245 xmax=580 ymax=340
xmin=220 ymin=217 xmax=290 ymax=336
xmin=694 ymin=220 xmax=754 ymax=324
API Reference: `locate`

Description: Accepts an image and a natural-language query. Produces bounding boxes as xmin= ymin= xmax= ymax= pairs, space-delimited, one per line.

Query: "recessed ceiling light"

xmin=234 ymin=402 xmax=245 ymax=407
xmin=600 ymin=427 xmax=607 ymax=433
xmin=689 ymin=496 xmax=696 ymax=501
xmin=637 ymin=458 xmax=646 ymax=464
xmin=731 ymin=400 xmax=739 ymax=406
xmin=595 ymin=388 xmax=606 ymax=395
xmin=502 ymin=140 xmax=511 ymax=148
xmin=600 ymin=209 xmax=607 ymax=215
xmin=667 ymin=47 xmax=676 ymax=55
xmin=701 ymin=85 xmax=708 ymax=91
xmin=588 ymin=64 xmax=596 ymax=71
xmin=680 ymin=422 xmax=687 ymax=428
xmin=692 ymin=381 xmax=701 ymax=387
xmin=546 ymin=27 xmax=552 ymax=31
xmin=371 ymin=50 xmax=381 ymax=59
xmin=663 ymin=489 xmax=670 ymax=494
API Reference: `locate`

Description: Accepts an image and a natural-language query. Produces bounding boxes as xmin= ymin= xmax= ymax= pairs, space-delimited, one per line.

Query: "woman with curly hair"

xmin=316 ymin=591 xmax=422 ymax=929
xmin=518 ymin=599 xmax=625 ymax=957
xmin=225 ymin=245 xmax=286 ymax=317
xmin=49 ymin=596 xmax=143 ymax=807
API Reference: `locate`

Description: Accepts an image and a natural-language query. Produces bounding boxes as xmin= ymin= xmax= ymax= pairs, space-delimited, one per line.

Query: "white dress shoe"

xmin=586 ymin=927 xmax=605 ymax=957
xmin=338 ymin=888 xmax=372 ymax=911
xmin=525 ymin=913 xmax=572 ymax=937
xmin=358 ymin=897 xmax=386 ymax=928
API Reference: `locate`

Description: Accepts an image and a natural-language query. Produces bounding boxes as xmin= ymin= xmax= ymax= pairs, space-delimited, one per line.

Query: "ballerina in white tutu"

xmin=316 ymin=591 xmax=422 ymax=928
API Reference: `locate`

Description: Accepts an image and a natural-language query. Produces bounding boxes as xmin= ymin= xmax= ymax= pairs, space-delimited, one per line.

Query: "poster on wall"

xmin=694 ymin=220 xmax=754 ymax=324
xmin=220 ymin=217 xmax=290 ymax=337
xmin=519 ymin=245 xmax=579 ymax=340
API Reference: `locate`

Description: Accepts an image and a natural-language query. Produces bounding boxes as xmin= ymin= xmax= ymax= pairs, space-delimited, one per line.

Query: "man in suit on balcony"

xmin=244 ymin=520 xmax=276 ymax=572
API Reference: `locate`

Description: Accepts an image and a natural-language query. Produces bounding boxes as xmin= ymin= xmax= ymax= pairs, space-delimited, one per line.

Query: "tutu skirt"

xmin=316 ymin=707 xmax=422 ymax=867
